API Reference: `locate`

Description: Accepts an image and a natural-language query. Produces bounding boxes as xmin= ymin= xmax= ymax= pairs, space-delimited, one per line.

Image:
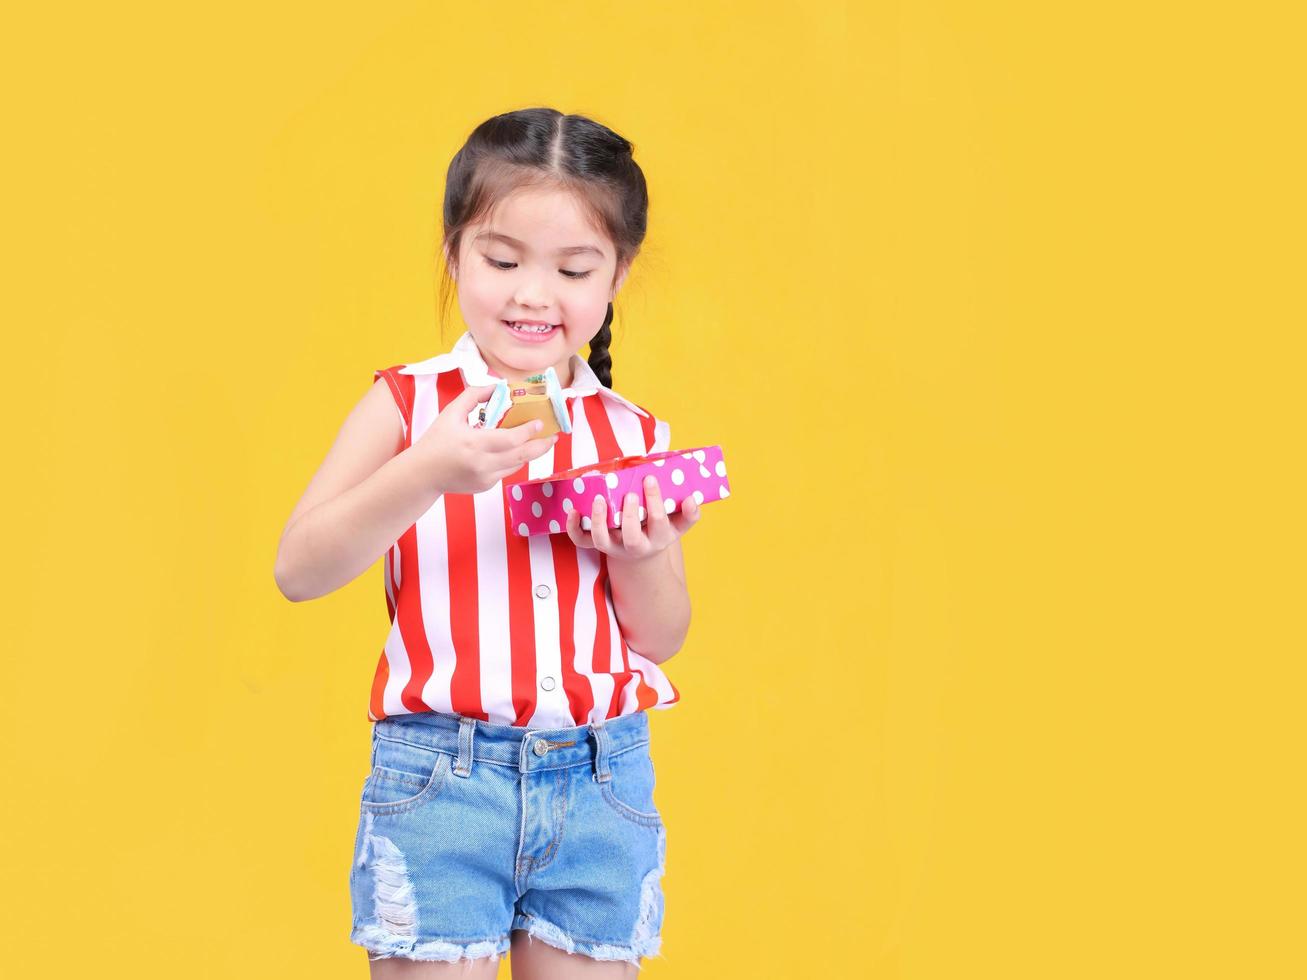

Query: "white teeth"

xmin=507 ymin=321 xmax=555 ymax=333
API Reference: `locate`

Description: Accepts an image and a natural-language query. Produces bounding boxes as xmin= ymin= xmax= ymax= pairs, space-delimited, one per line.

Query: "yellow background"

xmin=3 ymin=1 xmax=1302 ymax=977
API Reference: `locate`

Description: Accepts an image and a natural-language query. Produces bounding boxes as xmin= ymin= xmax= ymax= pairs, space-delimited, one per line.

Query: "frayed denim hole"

xmin=365 ymin=832 xmax=419 ymax=939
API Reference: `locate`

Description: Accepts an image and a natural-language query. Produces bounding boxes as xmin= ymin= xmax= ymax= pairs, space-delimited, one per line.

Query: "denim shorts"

xmin=348 ymin=708 xmax=667 ymax=967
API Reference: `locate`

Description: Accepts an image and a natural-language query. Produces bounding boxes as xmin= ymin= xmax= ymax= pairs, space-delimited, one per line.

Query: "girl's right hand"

xmin=411 ymin=383 xmax=559 ymax=494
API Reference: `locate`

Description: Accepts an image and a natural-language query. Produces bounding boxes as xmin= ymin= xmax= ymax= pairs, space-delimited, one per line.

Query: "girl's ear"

xmin=611 ymin=262 xmax=630 ymax=299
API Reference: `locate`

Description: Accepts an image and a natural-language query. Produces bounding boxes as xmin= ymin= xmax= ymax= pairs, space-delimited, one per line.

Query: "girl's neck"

xmin=468 ymin=331 xmax=574 ymax=388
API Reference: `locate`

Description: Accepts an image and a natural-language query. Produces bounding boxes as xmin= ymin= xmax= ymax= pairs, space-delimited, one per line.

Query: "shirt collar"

xmin=397 ymin=330 xmax=649 ymax=418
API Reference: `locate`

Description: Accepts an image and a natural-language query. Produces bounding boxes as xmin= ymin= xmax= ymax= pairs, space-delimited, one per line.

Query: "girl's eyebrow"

xmin=474 ymin=231 xmax=605 ymax=259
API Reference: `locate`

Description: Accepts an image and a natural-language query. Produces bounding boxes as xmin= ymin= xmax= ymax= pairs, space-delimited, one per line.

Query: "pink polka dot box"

xmin=505 ymin=445 xmax=730 ymax=537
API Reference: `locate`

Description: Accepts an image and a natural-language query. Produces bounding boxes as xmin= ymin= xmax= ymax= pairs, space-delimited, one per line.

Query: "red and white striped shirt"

xmin=366 ymin=330 xmax=682 ymax=728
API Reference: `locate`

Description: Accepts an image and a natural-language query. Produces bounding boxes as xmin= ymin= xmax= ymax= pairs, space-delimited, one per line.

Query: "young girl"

xmin=275 ymin=108 xmax=702 ymax=978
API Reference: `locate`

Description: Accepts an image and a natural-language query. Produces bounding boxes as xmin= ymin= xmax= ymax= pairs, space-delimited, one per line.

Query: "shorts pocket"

xmin=360 ymin=734 xmax=452 ymax=815
xmin=598 ymin=744 xmax=663 ymax=827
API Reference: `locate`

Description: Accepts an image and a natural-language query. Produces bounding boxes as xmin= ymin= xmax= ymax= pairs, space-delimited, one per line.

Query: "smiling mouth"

xmin=503 ymin=320 xmax=561 ymax=337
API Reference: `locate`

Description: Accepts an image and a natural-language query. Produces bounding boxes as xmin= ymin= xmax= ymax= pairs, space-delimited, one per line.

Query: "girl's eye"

xmin=484 ymin=257 xmax=593 ymax=280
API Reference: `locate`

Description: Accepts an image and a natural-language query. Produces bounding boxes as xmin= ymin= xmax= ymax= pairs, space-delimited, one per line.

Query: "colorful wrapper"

xmin=505 ymin=445 xmax=730 ymax=537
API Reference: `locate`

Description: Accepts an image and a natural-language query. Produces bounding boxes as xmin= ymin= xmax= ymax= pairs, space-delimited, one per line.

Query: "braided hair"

xmin=587 ymin=303 xmax=615 ymax=388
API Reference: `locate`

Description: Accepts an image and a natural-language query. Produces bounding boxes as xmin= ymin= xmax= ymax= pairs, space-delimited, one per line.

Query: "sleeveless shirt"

xmin=366 ymin=330 xmax=682 ymax=728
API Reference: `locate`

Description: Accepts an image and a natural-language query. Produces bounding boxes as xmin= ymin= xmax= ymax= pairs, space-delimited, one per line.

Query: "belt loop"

xmin=454 ymin=716 xmax=475 ymax=777
xmin=590 ymin=719 xmax=612 ymax=783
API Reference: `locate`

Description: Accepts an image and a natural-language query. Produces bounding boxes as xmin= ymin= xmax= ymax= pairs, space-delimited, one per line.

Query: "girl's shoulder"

xmin=605 ymin=392 xmax=673 ymax=455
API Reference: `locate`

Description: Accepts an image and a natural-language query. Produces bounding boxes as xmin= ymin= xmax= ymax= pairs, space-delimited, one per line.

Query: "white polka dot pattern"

xmin=506 ymin=445 xmax=731 ymax=537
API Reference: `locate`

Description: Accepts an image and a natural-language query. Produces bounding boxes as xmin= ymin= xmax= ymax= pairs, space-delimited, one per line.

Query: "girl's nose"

xmin=513 ymin=274 xmax=553 ymax=309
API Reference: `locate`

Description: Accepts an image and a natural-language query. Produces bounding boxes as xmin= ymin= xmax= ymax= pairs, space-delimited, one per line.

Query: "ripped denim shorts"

xmin=348 ymin=708 xmax=667 ymax=968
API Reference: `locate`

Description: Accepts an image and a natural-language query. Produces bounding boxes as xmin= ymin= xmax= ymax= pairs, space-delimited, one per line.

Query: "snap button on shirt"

xmin=540 ymin=676 xmax=556 ymax=691
xmin=534 ymin=584 xmax=551 ymax=599
xmin=533 ymin=740 xmax=549 ymax=757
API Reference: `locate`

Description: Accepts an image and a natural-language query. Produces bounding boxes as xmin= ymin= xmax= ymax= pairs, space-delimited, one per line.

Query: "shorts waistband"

xmin=370 ymin=709 xmax=649 ymax=782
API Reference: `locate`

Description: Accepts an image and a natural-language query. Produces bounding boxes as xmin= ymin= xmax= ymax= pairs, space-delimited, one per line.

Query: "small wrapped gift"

xmin=505 ymin=445 xmax=730 ymax=537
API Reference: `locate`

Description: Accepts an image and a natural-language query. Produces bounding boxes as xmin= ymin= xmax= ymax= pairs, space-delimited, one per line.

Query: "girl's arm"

xmin=274 ymin=380 xmax=440 ymax=602
xmin=607 ymin=538 xmax=691 ymax=665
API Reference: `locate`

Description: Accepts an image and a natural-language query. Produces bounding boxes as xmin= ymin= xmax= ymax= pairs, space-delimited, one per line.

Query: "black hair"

xmin=437 ymin=107 xmax=649 ymax=389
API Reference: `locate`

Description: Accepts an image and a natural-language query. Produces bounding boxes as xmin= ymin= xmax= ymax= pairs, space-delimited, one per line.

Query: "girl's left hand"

xmin=565 ymin=474 xmax=701 ymax=561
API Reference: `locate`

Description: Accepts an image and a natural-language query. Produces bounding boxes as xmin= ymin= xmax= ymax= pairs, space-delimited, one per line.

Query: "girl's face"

xmin=447 ymin=186 xmax=627 ymax=388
